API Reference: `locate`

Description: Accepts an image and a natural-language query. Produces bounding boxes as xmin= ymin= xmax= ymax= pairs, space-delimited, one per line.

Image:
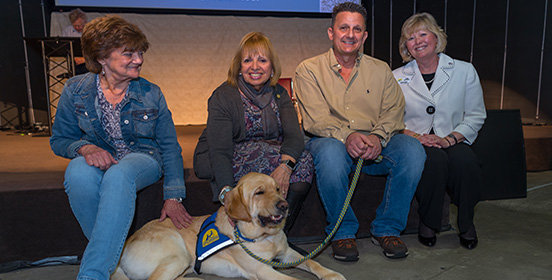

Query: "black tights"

xmin=284 ymin=182 xmax=311 ymax=232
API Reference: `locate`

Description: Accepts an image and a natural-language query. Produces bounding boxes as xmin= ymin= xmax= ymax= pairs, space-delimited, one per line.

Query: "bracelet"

xmin=278 ymin=164 xmax=292 ymax=175
xmin=413 ymin=133 xmax=420 ymax=138
xmin=218 ymin=186 xmax=233 ymax=205
xmin=447 ymin=133 xmax=458 ymax=145
xmin=444 ymin=137 xmax=452 ymax=146
xmin=169 ymin=197 xmax=183 ymax=203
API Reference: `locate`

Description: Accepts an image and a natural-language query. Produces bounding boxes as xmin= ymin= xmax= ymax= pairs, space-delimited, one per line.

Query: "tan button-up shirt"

xmin=294 ymin=48 xmax=405 ymax=146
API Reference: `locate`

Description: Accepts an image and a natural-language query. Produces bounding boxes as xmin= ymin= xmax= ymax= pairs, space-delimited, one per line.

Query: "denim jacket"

xmin=50 ymin=73 xmax=186 ymax=199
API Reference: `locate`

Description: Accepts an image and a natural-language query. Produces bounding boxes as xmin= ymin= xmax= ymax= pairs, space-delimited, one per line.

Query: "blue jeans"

xmin=64 ymin=153 xmax=162 ymax=280
xmin=305 ymin=134 xmax=425 ymax=240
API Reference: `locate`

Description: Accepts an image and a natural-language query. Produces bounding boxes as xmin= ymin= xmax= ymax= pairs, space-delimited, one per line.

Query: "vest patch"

xmin=202 ymin=228 xmax=220 ymax=248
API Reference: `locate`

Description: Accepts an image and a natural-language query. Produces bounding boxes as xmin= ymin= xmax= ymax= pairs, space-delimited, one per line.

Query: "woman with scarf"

xmin=194 ymin=32 xmax=312 ymax=232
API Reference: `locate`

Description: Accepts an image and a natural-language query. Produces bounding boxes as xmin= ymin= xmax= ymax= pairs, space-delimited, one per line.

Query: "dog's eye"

xmin=255 ymin=190 xmax=265 ymax=195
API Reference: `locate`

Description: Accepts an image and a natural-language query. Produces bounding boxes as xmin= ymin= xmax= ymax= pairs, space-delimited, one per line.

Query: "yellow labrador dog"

xmin=112 ymin=172 xmax=345 ymax=280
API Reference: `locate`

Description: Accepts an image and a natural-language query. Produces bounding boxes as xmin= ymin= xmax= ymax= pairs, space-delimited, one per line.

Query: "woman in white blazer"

xmin=393 ymin=13 xmax=486 ymax=250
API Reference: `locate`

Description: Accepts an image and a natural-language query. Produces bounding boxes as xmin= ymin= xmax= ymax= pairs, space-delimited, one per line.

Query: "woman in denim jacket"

xmin=49 ymin=15 xmax=192 ymax=280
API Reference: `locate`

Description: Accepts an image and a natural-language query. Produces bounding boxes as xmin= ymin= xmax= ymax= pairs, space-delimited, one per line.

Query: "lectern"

xmin=24 ymin=37 xmax=82 ymax=134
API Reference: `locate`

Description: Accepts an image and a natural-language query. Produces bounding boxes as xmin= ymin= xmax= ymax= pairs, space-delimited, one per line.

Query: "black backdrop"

xmin=2 ymin=0 xmax=551 ymax=127
xmin=0 ymin=0 xmax=52 ymax=128
xmin=364 ymin=0 xmax=552 ymax=122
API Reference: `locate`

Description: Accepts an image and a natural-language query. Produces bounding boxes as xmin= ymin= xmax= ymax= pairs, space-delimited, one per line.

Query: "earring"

xmin=101 ymin=65 xmax=105 ymax=76
xmin=239 ymin=72 xmax=242 ymax=76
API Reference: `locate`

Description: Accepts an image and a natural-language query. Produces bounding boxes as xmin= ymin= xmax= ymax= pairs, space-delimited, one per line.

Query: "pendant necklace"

xmin=424 ymin=74 xmax=436 ymax=84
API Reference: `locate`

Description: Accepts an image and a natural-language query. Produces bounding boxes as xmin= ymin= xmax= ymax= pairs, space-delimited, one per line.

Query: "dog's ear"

xmin=225 ymin=186 xmax=252 ymax=222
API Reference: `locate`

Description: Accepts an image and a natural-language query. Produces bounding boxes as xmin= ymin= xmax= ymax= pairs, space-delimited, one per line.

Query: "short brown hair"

xmin=81 ymin=15 xmax=150 ymax=74
xmin=398 ymin=12 xmax=447 ymax=62
xmin=331 ymin=2 xmax=367 ymax=29
xmin=227 ymin=32 xmax=281 ymax=88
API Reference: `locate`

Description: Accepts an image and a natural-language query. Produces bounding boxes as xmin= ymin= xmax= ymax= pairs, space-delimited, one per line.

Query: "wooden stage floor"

xmin=0 ymin=125 xmax=206 ymax=175
xmin=0 ymin=123 xmax=550 ymax=181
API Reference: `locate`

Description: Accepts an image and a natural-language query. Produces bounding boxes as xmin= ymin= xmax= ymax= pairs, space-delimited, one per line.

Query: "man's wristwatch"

xmin=281 ymin=159 xmax=296 ymax=171
xmin=169 ymin=197 xmax=183 ymax=203
xmin=218 ymin=186 xmax=233 ymax=205
xmin=373 ymin=134 xmax=387 ymax=148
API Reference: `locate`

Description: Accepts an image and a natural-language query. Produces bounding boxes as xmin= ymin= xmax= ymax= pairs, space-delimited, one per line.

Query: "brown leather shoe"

xmin=371 ymin=235 xmax=409 ymax=259
xmin=331 ymin=238 xmax=359 ymax=262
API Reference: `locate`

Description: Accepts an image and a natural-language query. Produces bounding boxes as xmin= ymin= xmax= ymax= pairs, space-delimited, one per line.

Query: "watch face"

xmin=284 ymin=160 xmax=296 ymax=170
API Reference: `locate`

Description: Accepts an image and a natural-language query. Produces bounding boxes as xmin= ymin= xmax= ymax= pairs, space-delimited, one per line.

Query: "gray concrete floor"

xmin=1 ymin=171 xmax=551 ymax=280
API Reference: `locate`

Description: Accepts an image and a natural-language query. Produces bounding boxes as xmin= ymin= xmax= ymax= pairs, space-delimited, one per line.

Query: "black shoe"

xmin=459 ymin=236 xmax=478 ymax=249
xmin=418 ymin=234 xmax=436 ymax=247
xmin=331 ymin=238 xmax=359 ymax=262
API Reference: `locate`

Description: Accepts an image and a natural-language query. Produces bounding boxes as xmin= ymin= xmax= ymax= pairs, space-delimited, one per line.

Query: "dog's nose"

xmin=277 ymin=200 xmax=289 ymax=211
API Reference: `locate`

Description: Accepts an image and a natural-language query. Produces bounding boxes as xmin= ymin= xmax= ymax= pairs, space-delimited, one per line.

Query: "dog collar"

xmin=234 ymin=225 xmax=256 ymax=243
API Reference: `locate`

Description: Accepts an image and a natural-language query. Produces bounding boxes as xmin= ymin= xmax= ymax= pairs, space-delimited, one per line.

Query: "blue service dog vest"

xmin=194 ymin=212 xmax=255 ymax=274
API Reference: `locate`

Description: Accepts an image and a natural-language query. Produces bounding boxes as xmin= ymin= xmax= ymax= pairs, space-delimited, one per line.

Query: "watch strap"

xmin=281 ymin=159 xmax=296 ymax=171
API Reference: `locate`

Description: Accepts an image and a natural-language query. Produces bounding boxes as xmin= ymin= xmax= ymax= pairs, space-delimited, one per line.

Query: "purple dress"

xmin=231 ymin=94 xmax=313 ymax=184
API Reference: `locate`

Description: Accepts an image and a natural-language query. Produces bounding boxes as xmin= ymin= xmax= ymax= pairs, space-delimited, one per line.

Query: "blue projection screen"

xmin=55 ymin=0 xmax=360 ymax=13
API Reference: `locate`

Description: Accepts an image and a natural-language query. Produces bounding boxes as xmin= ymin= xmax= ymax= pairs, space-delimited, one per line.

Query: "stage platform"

xmin=1 ymin=121 xmax=549 ymax=180
xmin=0 ymin=125 xmax=403 ymax=263
xmin=0 ymin=125 xmax=226 ymax=264
xmin=0 ymin=124 xmax=204 ymax=176
xmin=0 ymin=117 xmax=549 ymax=263
xmin=523 ymin=124 xmax=552 ymax=171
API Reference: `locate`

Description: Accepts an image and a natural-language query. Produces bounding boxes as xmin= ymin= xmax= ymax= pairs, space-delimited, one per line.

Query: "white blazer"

xmin=392 ymin=53 xmax=486 ymax=144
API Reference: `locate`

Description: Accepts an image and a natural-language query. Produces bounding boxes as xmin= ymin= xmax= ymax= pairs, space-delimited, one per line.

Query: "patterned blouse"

xmin=96 ymin=76 xmax=131 ymax=161
xmin=232 ymin=93 xmax=313 ymax=184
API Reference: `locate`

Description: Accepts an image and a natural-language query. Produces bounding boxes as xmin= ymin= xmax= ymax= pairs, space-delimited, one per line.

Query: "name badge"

xmin=397 ymin=77 xmax=410 ymax=84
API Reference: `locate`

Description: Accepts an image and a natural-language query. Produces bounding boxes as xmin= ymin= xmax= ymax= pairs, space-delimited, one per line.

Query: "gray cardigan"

xmin=193 ymin=82 xmax=304 ymax=200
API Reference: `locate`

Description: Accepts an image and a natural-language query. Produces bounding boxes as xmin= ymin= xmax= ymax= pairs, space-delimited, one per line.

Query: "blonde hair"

xmin=81 ymin=15 xmax=149 ymax=74
xmin=227 ymin=32 xmax=281 ymax=88
xmin=398 ymin=12 xmax=447 ymax=62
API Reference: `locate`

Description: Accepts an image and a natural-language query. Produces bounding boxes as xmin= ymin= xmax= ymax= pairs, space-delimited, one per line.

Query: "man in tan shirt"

xmin=294 ymin=2 xmax=425 ymax=261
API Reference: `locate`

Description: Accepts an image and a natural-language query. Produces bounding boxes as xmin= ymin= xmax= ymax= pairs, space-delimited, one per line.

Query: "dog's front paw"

xmin=321 ymin=271 xmax=346 ymax=280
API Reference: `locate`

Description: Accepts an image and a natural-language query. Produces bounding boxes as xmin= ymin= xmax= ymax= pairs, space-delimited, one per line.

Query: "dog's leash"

xmin=233 ymin=157 xmax=367 ymax=268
